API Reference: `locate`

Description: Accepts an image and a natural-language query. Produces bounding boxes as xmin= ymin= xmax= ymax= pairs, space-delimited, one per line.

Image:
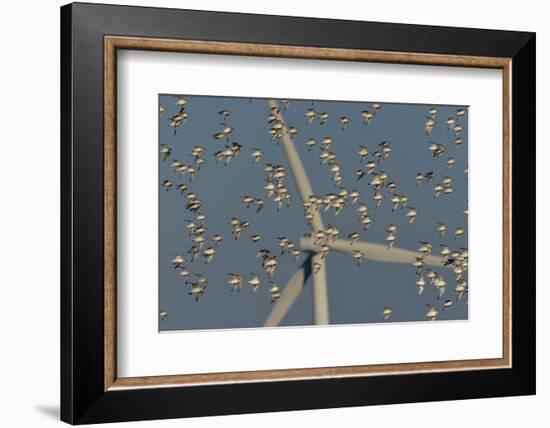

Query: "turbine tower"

xmin=264 ymin=99 xmax=447 ymax=327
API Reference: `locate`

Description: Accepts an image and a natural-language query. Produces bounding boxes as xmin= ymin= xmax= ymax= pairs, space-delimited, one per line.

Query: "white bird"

xmin=386 ymin=233 xmax=396 ymax=249
xmin=373 ymin=191 xmax=384 ymax=208
xmin=428 ymin=142 xmax=446 ymax=158
xmin=305 ymin=107 xmax=317 ymax=124
xmin=360 ymin=215 xmax=373 ymax=230
xmin=446 ymin=157 xmax=456 ymax=168
xmin=352 ymin=250 xmax=364 ymax=265
xmin=348 ymin=232 xmax=360 ymax=245
xmin=366 ymin=161 xmax=377 ymax=174
xmin=171 ymin=254 xmax=185 ymax=268
xmin=251 ymin=149 xmax=262 ymax=163
xmin=202 ymin=247 xmax=217 ymax=265
xmin=212 ymin=234 xmax=224 ymax=246
xmin=305 ymin=138 xmax=317 ymax=151
xmin=413 ymin=257 xmax=424 ymax=273
xmin=194 ymin=273 xmax=208 ymax=288
xmin=433 ymin=275 xmax=447 ymax=299
xmin=416 ymin=276 xmax=426 ymax=295
xmin=162 ymin=180 xmax=173 ymax=191
xmin=287 ymin=126 xmax=299 ymax=139
xmin=455 ymin=280 xmax=468 ymax=300
xmin=319 ymin=112 xmax=330 ymax=125
xmin=442 ymin=300 xmax=453 ymax=311
xmin=176 ymin=97 xmax=187 ymax=109
xmin=433 ymin=184 xmax=444 ymax=197
xmin=248 ymin=274 xmax=262 ymax=293
xmin=188 ymin=284 xmax=205 ymax=301
xmin=242 ymin=195 xmax=255 ymax=208
xmin=269 ymin=280 xmax=282 ymax=295
xmin=178 ymin=268 xmax=190 ymax=281
xmin=356 ymin=203 xmax=369 ymax=217
xmin=269 ymin=282 xmax=282 ymax=303
xmin=425 ymin=305 xmax=439 ymax=321
xmin=218 ymin=109 xmax=231 ymax=121
xmin=446 ymin=117 xmax=456 ymax=129
xmin=321 ymin=137 xmax=334 ymax=149
xmin=378 ymin=141 xmax=392 ymax=159
xmin=361 ymin=110 xmax=374 ymax=126
xmin=388 ymin=195 xmax=399 ymax=211
xmin=196 ymin=212 xmax=206 ymax=224
xmin=264 ymin=256 xmax=279 ymax=277
xmin=425 ymin=117 xmax=435 ymax=135
xmin=160 ymin=144 xmax=171 ymax=161
xmin=312 ymin=262 xmax=322 ymax=274
xmin=176 ymin=183 xmax=189 ymax=194
xmin=418 ymin=241 xmax=433 ymax=256
xmin=340 ymin=116 xmax=350 ymax=130
xmin=406 ymin=207 xmax=417 ymax=224
xmin=440 ymin=244 xmax=451 ymax=260
xmin=227 ymin=273 xmax=243 ymax=292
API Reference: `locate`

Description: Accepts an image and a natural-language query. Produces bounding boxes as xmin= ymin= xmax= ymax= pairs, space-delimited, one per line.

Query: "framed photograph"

xmin=61 ymin=2 xmax=535 ymax=424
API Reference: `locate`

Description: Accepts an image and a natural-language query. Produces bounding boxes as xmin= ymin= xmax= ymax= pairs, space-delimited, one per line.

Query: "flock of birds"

xmin=158 ymin=96 xmax=468 ymax=325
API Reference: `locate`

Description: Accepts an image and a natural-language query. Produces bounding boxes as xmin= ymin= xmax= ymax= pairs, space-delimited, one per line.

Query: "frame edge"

xmin=60 ymin=2 xmax=74 ymax=425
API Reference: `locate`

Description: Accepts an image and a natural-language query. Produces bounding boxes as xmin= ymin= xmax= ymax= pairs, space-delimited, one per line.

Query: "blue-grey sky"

xmin=158 ymin=94 xmax=468 ymax=331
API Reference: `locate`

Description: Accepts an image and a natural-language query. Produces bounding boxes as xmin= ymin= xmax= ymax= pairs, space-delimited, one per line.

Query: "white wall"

xmin=0 ymin=1 xmax=545 ymax=427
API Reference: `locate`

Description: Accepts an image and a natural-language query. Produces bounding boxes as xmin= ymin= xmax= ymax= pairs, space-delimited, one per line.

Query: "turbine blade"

xmin=311 ymin=253 xmax=329 ymax=324
xmin=264 ymin=255 xmax=312 ymax=327
xmin=267 ymin=100 xmax=324 ymax=231
xmin=267 ymin=101 xmax=329 ymax=325
xmin=300 ymin=235 xmax=444 ymax=267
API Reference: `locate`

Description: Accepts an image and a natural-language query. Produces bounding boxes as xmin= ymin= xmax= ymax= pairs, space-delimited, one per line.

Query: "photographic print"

xmin=158 ymin=95 xmax=468 ymax=331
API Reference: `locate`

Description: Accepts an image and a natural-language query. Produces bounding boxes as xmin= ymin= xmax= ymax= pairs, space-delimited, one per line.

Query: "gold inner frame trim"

xmin=104 ymin=35 xmax=512 ymax=391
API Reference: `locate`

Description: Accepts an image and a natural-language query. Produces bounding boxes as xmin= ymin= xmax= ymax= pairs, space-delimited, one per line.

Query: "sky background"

xmin=158 ymin=94 xmax=468 ymax=332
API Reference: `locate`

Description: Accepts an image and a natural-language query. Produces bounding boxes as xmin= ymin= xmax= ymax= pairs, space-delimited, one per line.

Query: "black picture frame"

xmin=61 ymin=2 xmax=535 ymax=424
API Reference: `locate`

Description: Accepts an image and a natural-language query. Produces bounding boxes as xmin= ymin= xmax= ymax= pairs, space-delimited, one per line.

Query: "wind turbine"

xmin=264 ymin=99 xmax=448 ymax=327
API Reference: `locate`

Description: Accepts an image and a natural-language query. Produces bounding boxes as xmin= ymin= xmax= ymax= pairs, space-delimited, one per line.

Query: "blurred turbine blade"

xmin=267 ymin=99 xmax=324 ymax=232
xmin=300 ymin=235 xmax=445 ymax=267
xmin=267 ymin=99 xmax=330 ymax=326
xmin=311 ymin=252 xmax=329 ymax=324
xmin=264 ymin=254 xmax=313 ymax=327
